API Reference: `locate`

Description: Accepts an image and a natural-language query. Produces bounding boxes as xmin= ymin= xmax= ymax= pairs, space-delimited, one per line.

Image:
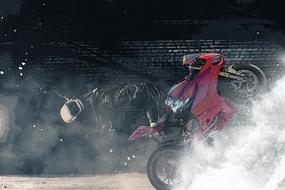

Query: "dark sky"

xmin=0 ymin=0 xmax=21 ymax=16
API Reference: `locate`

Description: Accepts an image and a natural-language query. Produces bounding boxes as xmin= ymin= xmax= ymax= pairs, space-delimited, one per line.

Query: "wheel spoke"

xmin=153 ymin=148 xmax=182 ymax=188
xmin=231 ymin=69 xmax=260 ymax=95
xmin=170 ymin=178 xmax=175 ymax=184
xmin=163 ymin=176 xmax=168 ymax=182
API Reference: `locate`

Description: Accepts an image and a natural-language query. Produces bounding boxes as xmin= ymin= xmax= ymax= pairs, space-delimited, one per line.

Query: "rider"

xmin=59 ymin=83 xmax=166 ymax=130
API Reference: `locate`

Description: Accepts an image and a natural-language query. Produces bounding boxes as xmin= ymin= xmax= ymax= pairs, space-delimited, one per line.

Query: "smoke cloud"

xmin=0 ymin=52 xmax=154 ymax=175
xmin=177 ymin=73 xmax=285 ymax=190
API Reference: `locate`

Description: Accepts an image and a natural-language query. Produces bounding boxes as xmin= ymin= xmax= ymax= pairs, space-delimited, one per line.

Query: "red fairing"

xmin=129 ymin=52 xmax=234 ymax=143
xmin=128 ymin=126 xmax=160 ymax=141
xmin=167 ymin=80 xmax=197 ymax=102
xmin=169 ymin=53 xmax=234 ymax=142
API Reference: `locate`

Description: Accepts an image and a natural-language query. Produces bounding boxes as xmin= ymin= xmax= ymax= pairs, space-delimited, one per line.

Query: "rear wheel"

xmin=220 ymin=63 xmax=267 ymax=103
xmin=147 ymin=145 xmax=183 ymax=190
xmin=230 ymin=63 xmax=267 ymax=98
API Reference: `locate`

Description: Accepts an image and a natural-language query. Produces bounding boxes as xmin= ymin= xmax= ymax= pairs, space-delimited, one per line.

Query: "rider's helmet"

xmin=60 ymin=99 xmax=84 ymax=123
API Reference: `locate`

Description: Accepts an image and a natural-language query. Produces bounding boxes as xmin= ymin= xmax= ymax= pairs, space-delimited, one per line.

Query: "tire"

xmin=225 ymin=63 xmax=267 ymax=101
xmin=147 ymin=144 xmax=183 ymax=190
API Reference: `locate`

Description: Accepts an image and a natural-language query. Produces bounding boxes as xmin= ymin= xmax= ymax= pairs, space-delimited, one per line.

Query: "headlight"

xmin=165 ymin=97 xmax=191 ymax=113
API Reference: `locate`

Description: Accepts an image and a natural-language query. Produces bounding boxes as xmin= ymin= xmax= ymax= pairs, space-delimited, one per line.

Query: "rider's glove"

xmin=149 ymin=122 xmax=158 ymax=128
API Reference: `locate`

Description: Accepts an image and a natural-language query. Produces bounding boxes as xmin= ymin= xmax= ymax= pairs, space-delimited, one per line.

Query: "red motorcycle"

xmin=128 ymin=53 xmax=267 ymax=190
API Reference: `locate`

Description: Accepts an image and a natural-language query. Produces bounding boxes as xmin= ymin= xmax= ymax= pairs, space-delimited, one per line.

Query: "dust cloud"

xmin=177 ymin=74 xmax=285 ymax=190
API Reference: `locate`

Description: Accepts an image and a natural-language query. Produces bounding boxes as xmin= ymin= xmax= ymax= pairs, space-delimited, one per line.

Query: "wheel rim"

xmin=154 ymin=150 xmax=182 ymax=187
xmin=230 ymin=69 xmax=260 ymax=95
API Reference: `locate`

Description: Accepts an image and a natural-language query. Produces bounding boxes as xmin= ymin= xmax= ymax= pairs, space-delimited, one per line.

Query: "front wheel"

xmin=147 ymin=145 xmax=184 ymax=190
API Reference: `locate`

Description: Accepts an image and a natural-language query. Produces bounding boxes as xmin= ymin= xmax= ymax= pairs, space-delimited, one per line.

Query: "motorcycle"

xmin=128 ymin=53 xmax=267 ymax=190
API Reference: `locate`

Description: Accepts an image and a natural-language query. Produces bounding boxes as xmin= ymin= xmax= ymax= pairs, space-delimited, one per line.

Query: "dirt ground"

xmin=0 ymin=173 xmax=155 ymax=190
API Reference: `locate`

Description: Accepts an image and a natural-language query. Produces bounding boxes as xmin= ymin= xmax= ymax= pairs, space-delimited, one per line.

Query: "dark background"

xmin=0 ymin=0 xmax=285 ymax=175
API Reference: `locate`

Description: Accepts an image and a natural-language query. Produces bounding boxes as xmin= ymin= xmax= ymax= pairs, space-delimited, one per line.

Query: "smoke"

xmin=0 ymin=52 xmax=153 ymax=175
xmin=177 ymin=75 xmax=285 ymax=190
xmin=0 ymin=103 xmax=10 ymax=142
